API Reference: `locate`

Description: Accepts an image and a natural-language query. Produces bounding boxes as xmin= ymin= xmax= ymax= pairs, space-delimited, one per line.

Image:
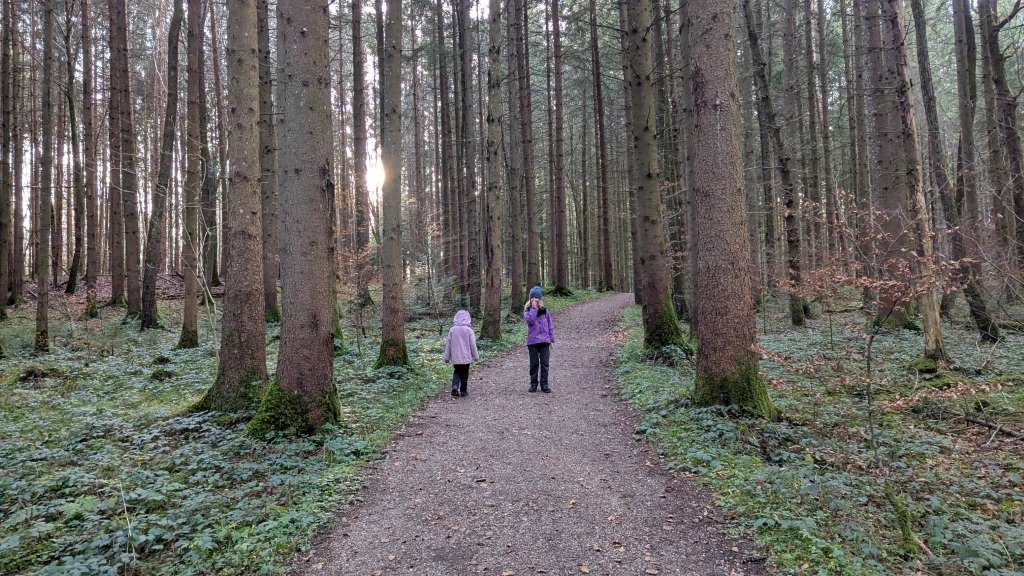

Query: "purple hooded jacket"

xmin=523 ymin=304 xmax=555 ymax=345
xmin=443 ymin=310 xmax=479 ymax=365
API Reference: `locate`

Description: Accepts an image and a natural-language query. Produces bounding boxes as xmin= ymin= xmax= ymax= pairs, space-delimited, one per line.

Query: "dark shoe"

xmin=541 ymin=386 xmax=551 ymax=393
xmin=451 ymin=388 xmax=460 ymax=398
xmin=460 ymin=388 xmax=468 ymax=397
xmin=529 ymin=385 xmax=538 ymax=393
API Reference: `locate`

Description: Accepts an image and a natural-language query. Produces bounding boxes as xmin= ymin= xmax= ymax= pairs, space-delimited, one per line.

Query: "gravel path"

xmin=299 ymin=294 xmax=768 ymax=576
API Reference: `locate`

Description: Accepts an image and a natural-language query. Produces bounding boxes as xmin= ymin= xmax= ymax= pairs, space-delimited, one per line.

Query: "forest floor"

xmin=617 ymin=294 xmax=1024 ymax=576
xmin=0 ymin=280 xmax=600 ymax=575
xmin=297 ymin=292 xmax=766 ymax=576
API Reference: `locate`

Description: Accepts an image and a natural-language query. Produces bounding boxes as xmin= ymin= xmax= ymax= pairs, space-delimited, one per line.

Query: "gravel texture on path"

xmin=298 ymin=293 xmax=768 ymax=576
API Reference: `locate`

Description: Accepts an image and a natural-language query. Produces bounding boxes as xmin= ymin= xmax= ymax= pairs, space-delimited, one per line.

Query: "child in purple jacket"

xmin=523 ymin=286 xmax=555 ymax=393
xmin=443 ymin=309 xmax=479 ymax=398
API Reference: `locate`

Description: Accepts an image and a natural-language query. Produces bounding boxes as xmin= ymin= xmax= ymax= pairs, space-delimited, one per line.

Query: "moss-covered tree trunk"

xmin=688 ymin=0 xmax=775 ymax=420
xmin=480 ymin=0 xmax=504 ymax=341
xmin=376 ymin=0 xmax=409 ymax=367
xmin=199 ymin=0 xmax=268 ymax=412
xmin=624 ymin=0 xmax=685 ymax=351
xmin=250 ymin=0 xmax=339 ymax=435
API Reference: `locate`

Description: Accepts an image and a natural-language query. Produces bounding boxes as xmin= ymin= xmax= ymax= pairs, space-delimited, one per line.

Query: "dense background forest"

xmin=0 ymin=0 xmax=1023 ymax=574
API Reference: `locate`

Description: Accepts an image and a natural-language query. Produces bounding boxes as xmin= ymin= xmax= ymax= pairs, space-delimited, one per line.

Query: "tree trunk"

xmin=458 ymin=0 xmax=480 ymax=311
xmin=10 ymin=1 xmax=22 ymax=305
xmin=36 ymin=0 xmax=55 ymax=352
xmin=208 ymin=4 xmax=227 ymax=286
xmin=82 ymin=0 xmax=99 ymax=317
xmin=111 ymin=0 xmax=142 ymax=317
xmin=352 ymin=0 xmax=372 ymax=305
xmin=618 ymin=0 xmax=640 ymax=303
xmin=689 ymin=0 xmax=775 ymax=420
xmin=251 ymin=0 xmax=340 ymax=435
xmin=141 ymin=0 xmax=183 ymax=329
xmin=518 ymin=0 xmax=539 ymax=289
xmin=589 ymin=0 xmax=612 ymax=292
xmin=505 ymin=0 xmax=523 ymax=313
xmin=481 ymin=0 xmax=504 ymax=340
xmin=107 ymin=0 xmax=125 ymax=306
xmin=0 ymin=0 xmax=12 ymax=315
xmin=879 ymin=0 xmax=947 ymax=361
xmin=376 ymin=0 xmax=408 ymax=366
xmin=550 ymin=0 xmax=568 ymax=293
xmin=780 ymin=0 xmax=805 ymax=325
xmin=625 ymin=0 xmax=684 ymax=350
xmin=178 ymin=0 xmax=202 ymax=349
xmin=742 ymin=0 xmax=803 ymax=326
xmin=199 ymin=0 xmax=269 ymax=411
xmin=258 ymin=0 xmax=279 ymax=321
xmin=815 ymin=0 xmax=841 ymax=263
xmin=802 ymin=0 xmax=823 ymax=268
xmin=951 ymin=0 xmax=1000 ymax=340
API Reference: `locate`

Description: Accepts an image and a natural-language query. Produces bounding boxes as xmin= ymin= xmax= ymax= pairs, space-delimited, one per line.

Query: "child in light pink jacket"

xmin=443 ymin=309 xmax=479 ymax=398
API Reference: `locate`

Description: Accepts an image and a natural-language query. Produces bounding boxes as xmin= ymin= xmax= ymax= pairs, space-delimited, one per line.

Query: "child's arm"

xmin=471 ymin=332 xmax=479 ymax=362
xmin=442 ymin=333 xmax=451 ymax=363
xmin=523 ymin=306 xmax=537 ymax=325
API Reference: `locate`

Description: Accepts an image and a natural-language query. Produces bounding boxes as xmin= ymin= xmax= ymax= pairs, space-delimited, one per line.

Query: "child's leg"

xmin=456 ymin=364 xmax=470 ymax=395
xmin=528 ymin=345 xmax=540 ymax=389
xmin=539 ymin=343 xmax=551 ymax=391
xmin=451 ymin=367 xmax=461 ymax=396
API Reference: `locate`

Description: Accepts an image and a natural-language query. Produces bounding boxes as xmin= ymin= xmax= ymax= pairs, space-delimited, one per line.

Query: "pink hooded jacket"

xmin=443 ymin=310 xmax=479 ymax=365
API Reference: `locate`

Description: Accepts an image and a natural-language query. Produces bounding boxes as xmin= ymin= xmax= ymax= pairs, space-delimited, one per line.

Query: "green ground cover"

xmin=0 ymin=289 xmax=597 ymax=576
xmin=617 ymin=301 xmax=1024 ymax=576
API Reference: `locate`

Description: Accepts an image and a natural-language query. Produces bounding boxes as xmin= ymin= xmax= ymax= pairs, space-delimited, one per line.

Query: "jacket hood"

xmin=453 ymin=309 xmax=472 ymax=327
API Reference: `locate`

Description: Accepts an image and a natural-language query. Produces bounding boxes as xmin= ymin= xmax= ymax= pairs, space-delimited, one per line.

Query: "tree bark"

xmin=141 ymin=0 xmax=183 ymax=329
xmin=951 ymin=0 xmax=1000 ymax=340
xmin=36 ymin=0 xmax=55 ymax=352
xmin=626 ymin=0 xmax=685 ymax=350
xmin=879 ymin=0 xmax=947 ymax=361
xmin=458 ymin=0 xmax=481 ymax=310
xmin=352 ymin=0 xmax=372 ymax=305
xmin=688 ymin=0 xmax=775 ymax=420
xmin=111 ymin=0 xmax=143 ymax=317
xmin=199 ymin=0 xmax=269 ymax=411
xmin=107 ymin=0 xmax=125 ymax=306
xmin=0 ymin=0 xmax=12 ymax=315
xmin=481 ymin=0 xmax=505 ymax=339
xmin=802 ymin=0 xmax=823 ymax=267
xmin=178 ymin=0 xmax=202 ymax=349
xmin=550 ymin=0 xmax=568 ymax=293
xmin=251 ymin=0 xmax=340 ymax=435
xmin=82 ymin=0 xmax=99 ymax=317
xmin=519 ymin=0 xmax=539 ymax=289
xmin=208 ymin=4 xmax=227 ymax=286
xmin=258 ymin=0 xmax=279 ymax=321
xmin=376 ymin=0 xmax=408 ymax=366
xmin=589 ymin=0 xmax=613 ymax=291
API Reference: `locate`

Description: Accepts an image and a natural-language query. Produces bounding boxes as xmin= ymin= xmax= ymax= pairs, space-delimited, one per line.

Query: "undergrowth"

xmin=616 ymin=303 xmax=1024 ymax=576
xmin=0 ymin=289 xmax=597 ymax=575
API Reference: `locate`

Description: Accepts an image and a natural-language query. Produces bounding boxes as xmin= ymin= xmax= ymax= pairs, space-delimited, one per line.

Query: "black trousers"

xmin=528 ymin=343 xmax=550 ymax=388
xmin=451 ymin=364 xmax=470 ymax=394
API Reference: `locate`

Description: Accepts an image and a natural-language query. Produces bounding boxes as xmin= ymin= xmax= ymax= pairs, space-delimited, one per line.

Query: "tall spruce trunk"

xmin=208 ymin=5 xmax=226 ymax=286
xmin=9 ymin=0 xmax=22 ymax=305
xmin=879 ymin=0 xmax=948 ymax=361
xmin=481 ymin=0 xmax=505 ymax=339
xmin=951 ymin=0 xmax=1000 ymax=340
xmin=0 ymin=0 xmax=12 ymax=315
xmin=550 ymin=0 xmax=568 ymax=293
xmin=250 ymin=0 xmax=340 ymax=436
xmin=111 ymin=0 xmax=142 ymax=317
xmin=518 ymin=0 xmax=539 ymax=289
xmin=36 ymin=0 xmax=55 ymax=352
xmin=688 ymin=0 xmax=775 ymax=420
xmin=801 ymin=0 xmax=823 ymax=267
xmin=589 ymin=0 xmax=613 ymax=291
xmin=742 ymin=0 xmax=803 ymax=326
xmin=504 ymin=0 xmax=523 ymax=313
xmin=178 ymin=0 xmax=202 ymax=349
xmin=199 ymin=0 xmax=269 ymax=411
xmin=376 ymin=0 xmax=408 ymax=366
xmin=352 ymin=0 xmax=372 ymax=305
xmin=780 ymin=0 xmax=805 ymax=326
xmin=107 ymin=0 xmax=125 ymax=306
xmin=63 ymin=2 xmax=84 ymax=296
xmin=82 ymin=0 xmax=99 ymax=317
xmin=619 ymin=0 xmax=640 ymax=303
xmin=258 ymin=0 xmax=279 ymax=321
xmin=910 ymin=0 xmax=998 ymax=342
xmin=458 ymin=0 xmax=481 ymax=311
xmin=141 ymin=0 xmax=183 ymax=329
xmin=625 ymin=0 xmax=684 ymax=350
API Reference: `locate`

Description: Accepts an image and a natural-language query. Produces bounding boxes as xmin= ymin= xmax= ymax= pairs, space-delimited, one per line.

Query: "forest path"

xmin=299 ymin=294 xmax=767 ymax=576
